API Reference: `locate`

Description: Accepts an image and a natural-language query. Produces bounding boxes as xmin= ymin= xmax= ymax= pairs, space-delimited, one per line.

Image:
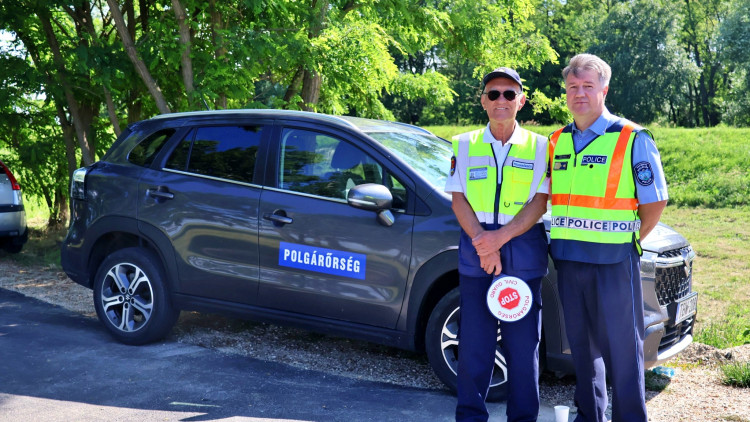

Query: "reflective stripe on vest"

xmin=452 ymin=128 xmax=544 ymax=225
xmin=548 ymin=123 xmax=640 ymax=247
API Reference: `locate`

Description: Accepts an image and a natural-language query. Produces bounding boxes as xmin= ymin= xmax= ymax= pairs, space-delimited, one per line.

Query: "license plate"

xmin=675 ymin=292 xmax=698 ymax=324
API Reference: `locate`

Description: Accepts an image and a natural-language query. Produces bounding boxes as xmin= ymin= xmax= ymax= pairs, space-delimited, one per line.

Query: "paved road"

xmin=0 ymin=287 xmax=563 ymax=421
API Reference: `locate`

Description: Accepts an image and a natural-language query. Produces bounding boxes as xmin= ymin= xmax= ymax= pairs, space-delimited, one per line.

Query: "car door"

xmin=137 ymin=123 xmax=265 ymax=304
xmin=257 ymin=126 xmax=414 ymax=328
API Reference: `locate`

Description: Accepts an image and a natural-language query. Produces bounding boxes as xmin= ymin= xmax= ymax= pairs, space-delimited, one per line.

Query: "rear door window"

xmin=165 ymin=125 xmax=263 ymax=184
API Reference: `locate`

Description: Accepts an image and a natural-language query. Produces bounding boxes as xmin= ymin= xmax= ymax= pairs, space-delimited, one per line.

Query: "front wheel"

xmin=425 ymin=287 xmax=509 ymax=402
xmin=93 ymin=247 xmax=179 ymax=345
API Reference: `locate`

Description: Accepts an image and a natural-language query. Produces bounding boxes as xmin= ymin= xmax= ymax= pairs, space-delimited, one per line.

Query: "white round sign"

xmin=486 ymin=275 xmax=533 ymax=322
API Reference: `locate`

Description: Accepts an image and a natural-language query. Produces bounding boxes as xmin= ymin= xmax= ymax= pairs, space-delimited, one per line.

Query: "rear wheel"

xmin=425 ymin=287 xmax=509 ymax=402
xmin=4 ymin=242 xmax=22 ymax=254
xmin=92 ymin=247 xmax=179 ymax=345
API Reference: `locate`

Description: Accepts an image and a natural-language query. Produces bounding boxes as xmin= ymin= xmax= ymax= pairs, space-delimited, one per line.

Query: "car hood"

xmin=640 ymin=222 xmax=690 ymax=254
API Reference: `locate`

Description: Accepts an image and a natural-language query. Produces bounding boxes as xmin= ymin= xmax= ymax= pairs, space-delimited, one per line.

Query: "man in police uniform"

xmin=548 ymin=54 xmax=668 ymax=422
xmin=445 ymin=67 xmax=549 ymax=422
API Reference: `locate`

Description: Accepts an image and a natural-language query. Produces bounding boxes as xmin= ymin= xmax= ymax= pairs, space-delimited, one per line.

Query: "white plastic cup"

xmin=554 ymin=405 xmax=570 ymax=422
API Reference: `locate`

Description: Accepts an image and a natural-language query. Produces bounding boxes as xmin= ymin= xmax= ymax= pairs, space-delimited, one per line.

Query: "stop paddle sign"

xmin=486 ymin=275 xmax=533 ymax=321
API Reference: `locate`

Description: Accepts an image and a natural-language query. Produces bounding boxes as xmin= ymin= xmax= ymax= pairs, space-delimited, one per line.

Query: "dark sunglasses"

xmin=483 ymin=89 xmax=520 ymax=101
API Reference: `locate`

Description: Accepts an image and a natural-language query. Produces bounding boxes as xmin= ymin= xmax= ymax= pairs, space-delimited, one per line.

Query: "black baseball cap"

xmin=482 ymin=67 xmax=523 ymax=89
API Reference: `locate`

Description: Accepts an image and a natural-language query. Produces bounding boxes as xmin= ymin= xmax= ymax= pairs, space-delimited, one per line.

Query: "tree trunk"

xmin=55 ymin=103 xmax=79 ymax=181
xmin=52 ymin=186 xmax=69 ymax=228
xmin=38 ymin=11 xmax=95 ymax=166
xmin=301 ymin=69 xmax=321 ymax=111
xmin=107 ymin=0 xmax=172 ymax=114
xmin=298 ymin=0 xmax=329 ymax=110
xmin=283 ymin=67 xmax=304 ymax=104
xmin=172 ymin=0 xmax=196 ymax=106
xmin=103 ymin=87 xmax=122 ymax=137
xmin=209 ymin=0 xmax=227 ymax=109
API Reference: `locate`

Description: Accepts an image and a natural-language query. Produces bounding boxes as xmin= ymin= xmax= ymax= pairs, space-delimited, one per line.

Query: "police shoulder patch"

xmin=450 ymin=155 xmax=456 ymax=176
xmin=634 ymin=161 xmax=654 ymax=186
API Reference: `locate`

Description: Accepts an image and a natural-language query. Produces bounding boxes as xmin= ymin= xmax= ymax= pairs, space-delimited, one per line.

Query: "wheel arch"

xmin=402 ymin=248 xmax=459 ymax=353
xmin=80 ymin=217 xmax=178 ymax=295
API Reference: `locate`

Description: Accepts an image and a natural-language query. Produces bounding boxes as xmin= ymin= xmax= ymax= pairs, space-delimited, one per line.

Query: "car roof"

xmin=145 ymin=109 xmax=434 ymax=136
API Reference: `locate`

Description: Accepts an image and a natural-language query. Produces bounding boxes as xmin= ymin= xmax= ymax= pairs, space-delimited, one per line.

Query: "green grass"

xmin=720 ymin=361 xmax=750 ymax=388
xmin=659 ymin=206 xmax=750 ymax=348
xmin=652 ymin=127 xmax=750 ymax=208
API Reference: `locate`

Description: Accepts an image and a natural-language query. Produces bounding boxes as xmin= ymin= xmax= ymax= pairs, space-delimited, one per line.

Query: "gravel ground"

xmin=1 ymin=260 xmax=748 ymax=421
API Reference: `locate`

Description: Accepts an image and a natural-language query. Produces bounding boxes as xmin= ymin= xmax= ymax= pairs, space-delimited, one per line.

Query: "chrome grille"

xmin=658 ymin=246 xmax=691 ymax=259
xmin=659 ymin=315 xmax=695 ymax=351
xmin=655 ymin=246 xmax=693 ymax=306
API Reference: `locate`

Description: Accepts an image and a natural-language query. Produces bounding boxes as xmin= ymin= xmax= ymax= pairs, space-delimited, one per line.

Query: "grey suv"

xmin=61 ymin=109 xmax=698 ymax=400
xmin=0 ymin=160 xmax=27 ymax=253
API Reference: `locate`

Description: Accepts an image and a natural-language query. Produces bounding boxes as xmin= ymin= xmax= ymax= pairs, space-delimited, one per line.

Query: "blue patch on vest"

xmin=554 ymin=161 xmax=568 ymax=171
xmin=581 ymin=155 xmax=608 ymax=165
xmin=279 ymin=242 xmax=366 ymax=280
xmin=469 ymin=167 xmax=488 ymax=180
xmin=512 ymin=160 xmax=533 ymax=170
xmin=634 ymin=161 xmax=654 ymax=186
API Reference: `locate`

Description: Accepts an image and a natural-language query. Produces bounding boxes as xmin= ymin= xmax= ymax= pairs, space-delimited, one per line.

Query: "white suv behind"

xmin=0 ymin=160 xmax=27 ymax=253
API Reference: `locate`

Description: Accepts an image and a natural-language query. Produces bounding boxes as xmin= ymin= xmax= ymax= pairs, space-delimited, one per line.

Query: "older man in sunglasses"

xmin=444 ymin=67 xmax=550 ymax=422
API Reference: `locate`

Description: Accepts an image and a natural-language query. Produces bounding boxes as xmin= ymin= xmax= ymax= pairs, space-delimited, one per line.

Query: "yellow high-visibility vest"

xmin=452 ymin=127 xmax=545 ymax=225
xmin=548 ymin=122 xmax=641 ymax=262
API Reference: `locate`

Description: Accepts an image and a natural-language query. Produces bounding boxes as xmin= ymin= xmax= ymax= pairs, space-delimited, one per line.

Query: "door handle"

xmin=263 ymin=211 xmax=293 ymax=225
xmin=146 ymin=187 xmax=174 ymax=200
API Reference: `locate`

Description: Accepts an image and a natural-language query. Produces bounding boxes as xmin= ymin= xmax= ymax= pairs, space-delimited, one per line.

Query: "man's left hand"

xmin=472 ymin=229 xmax=508 ymax=256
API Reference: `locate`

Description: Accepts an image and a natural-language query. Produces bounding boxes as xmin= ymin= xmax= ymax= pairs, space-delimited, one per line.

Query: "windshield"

xmin=369 ymin=131 xmax=453 ymax=190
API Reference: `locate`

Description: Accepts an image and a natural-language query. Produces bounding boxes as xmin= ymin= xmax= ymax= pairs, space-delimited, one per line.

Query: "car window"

xmin=164 ymin=125 xmax=263 ymax=184
xmin=128 ymin=128 xmax=176 ymax=167
xmin=279 ymin=128 xmax=406 ymax=208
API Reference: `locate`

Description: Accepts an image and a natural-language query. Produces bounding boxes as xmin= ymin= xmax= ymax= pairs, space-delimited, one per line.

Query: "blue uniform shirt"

xmin=570 ymin=108 xmax=668 ymax=205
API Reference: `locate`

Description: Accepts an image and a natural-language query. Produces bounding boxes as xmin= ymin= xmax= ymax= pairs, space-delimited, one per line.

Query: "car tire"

xmin=4 ymin=242 xmax=22 ymax=254
xmin=92 ymin=247 xmax=179 ymax=345
xmin=425 ymin=287 xmax=509 ymax=402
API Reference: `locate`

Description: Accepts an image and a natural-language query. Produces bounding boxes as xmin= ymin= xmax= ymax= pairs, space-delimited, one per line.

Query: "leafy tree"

xmin=0 ymin=50 xmax=70 ymax=225
xmin=677 ymin=0 xmax=729 ymax=127
xmin=588 ymin=0 xmax=697 ymax=125
xmin=718 ymin=0 xmax=750 ymax=126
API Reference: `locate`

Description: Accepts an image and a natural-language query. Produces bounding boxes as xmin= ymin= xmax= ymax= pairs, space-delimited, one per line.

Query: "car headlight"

xmin=70 ymin=167 xmax=88 ymax=200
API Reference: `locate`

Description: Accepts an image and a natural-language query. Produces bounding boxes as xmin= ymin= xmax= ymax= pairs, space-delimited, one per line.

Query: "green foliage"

xmin=589 ymin=0 xmax=697 ymax=124
xmin=720 ymin=361 xmax=750 ymax=388
xmin=529 ymin=90 xmax=570 ymax=125
xmin=719 ymin=0 xmax=750 ymax=126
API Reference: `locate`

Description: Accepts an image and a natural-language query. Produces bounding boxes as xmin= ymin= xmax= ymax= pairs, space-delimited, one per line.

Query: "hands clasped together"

xmin=471 ymin=228 xmax=509 ymax=276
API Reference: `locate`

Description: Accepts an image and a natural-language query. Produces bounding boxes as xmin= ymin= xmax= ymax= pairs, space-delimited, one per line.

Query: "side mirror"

xmin=347 ymin=183 xmax=395 ymax=227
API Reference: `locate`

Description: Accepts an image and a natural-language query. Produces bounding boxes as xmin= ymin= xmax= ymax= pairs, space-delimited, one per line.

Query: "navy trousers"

xmin=555 ymin=248 xmax=647 ymax=422
xmin=455 ymin=274 xmax=543 ymax=422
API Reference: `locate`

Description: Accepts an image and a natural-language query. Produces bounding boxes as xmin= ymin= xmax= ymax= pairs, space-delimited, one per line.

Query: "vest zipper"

xmin=492 ymin=145 xmax=501 ymax=226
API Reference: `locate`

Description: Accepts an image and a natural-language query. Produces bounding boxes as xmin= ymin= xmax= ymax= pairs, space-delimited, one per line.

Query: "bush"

xmin=720 ymin=361 xmax=750 ymax=388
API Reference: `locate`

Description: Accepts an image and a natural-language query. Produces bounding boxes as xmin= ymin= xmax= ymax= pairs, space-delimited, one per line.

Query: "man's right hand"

xmin=479 ymin=251 xmax=502 ymax=276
